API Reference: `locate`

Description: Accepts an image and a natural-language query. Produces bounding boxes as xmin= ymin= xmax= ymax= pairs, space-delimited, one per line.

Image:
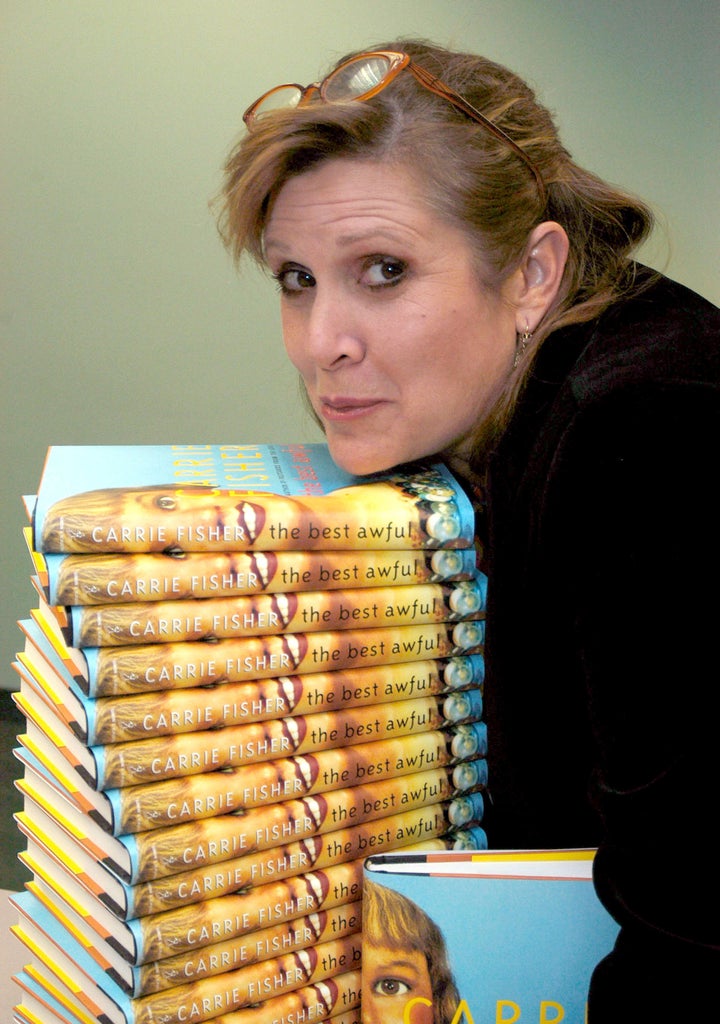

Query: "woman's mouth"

xmin=318 ymin=396 xmax=385 ymax=420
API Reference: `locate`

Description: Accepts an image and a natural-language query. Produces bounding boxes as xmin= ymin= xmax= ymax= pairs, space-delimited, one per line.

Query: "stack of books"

xmin=9 ymin=443 xmax=490 ymax=1024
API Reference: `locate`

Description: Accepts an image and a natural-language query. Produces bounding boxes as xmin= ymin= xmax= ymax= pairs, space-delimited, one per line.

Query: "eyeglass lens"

xmin=255 ymin=84 xmax=305 ymax=117
xmin=323 ymin=56 xmax=393 ymax=102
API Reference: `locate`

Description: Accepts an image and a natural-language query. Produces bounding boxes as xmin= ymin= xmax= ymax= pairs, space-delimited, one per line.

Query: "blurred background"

xmin=2 ymin=0 xmax=718 ymax=694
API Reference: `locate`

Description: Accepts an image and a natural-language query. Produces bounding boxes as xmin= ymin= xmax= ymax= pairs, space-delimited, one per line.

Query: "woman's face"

xmin=265 ymin=158 xmax=518 ymax=475
xmin=361 ymin=942 xmax=435 ymax=1024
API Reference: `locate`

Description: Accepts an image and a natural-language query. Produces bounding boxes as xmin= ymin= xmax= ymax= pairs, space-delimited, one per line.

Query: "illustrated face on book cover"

xmin=361 ymin=880 xmax=460 ymax=1024
xmin=362 ymin=943 xmax=435 ymax=1024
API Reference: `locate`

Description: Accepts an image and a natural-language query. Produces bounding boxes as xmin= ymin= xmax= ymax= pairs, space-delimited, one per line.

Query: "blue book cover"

xmin=31 ymin=443 xmax=475 ymax=554
xmin=362 ymin=849 xmax=620 ymax=1024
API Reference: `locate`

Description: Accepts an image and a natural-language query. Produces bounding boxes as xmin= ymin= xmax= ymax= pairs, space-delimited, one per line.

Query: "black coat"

xmin=481 ymin=268 xmax=720 ymax=1020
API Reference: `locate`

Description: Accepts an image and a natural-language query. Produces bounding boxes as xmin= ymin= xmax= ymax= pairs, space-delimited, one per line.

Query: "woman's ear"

xmin=513 ymin=221 xmax=569 ymax=332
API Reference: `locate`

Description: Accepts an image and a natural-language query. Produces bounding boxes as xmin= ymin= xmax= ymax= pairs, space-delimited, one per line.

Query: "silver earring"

xmin=513 ymin=324 xmax=532 ymax=369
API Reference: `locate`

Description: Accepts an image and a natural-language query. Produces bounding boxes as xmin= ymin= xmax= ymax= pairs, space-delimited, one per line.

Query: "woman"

xmin=216 ymin=39 xmax=719 ymax=1020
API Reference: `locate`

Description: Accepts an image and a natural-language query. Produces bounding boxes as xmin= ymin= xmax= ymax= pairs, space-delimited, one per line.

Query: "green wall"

xmin=2 ymin=0 xmax=718 ymax=687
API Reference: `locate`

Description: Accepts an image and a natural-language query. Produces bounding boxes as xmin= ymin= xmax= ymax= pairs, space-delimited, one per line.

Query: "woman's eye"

xmin=362 ymin=256 xmax=407 ymax=288
xmin=372 ymin=977 xmax=412 ymax=997
xmin=273 ymin=267 xmax=316 ymax=294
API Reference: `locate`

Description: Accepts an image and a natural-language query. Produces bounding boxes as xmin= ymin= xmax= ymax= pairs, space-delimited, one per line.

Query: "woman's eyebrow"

xmin=374 ymin=956 xmax=424 ymax=972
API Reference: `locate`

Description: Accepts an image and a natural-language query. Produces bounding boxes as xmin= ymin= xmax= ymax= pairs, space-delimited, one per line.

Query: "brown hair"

xmin=216 ymin=38 xmax=655 ymax=461
xmin=363 ymin=878 xmax=461 ymax=1023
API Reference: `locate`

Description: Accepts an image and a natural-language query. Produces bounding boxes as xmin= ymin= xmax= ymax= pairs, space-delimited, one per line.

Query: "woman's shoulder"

xmin=499 ymin=270 xmax=718 ymax=483
xmin=493 ymin=269 xmax=717 ymax=487
xmin=566 ymin=268 xmax=719 ymax=405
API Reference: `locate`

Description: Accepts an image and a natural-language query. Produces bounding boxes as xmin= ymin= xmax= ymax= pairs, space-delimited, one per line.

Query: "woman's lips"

xmin=318 ymin=396 xmax=386 ymax=420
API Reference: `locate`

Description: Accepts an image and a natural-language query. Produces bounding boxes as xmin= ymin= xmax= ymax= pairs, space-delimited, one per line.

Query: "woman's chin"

xmin=326 ymin=437 xmax=404 ymax=477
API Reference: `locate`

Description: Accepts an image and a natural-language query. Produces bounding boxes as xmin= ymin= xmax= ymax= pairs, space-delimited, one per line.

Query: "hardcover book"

xmin=361 ymin=849 xmax=620 ymax=1024
xmin=30 ymin=537 xmax=477 ymax=606
xmin=31 ymin=444 xmax=475 ymax=553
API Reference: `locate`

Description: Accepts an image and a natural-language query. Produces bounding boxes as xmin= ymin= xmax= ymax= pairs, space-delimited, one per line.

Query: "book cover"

xmin=32 ymin=539 xmax=477 ymax=606
xmin=15 ymin=721 xmax=488 ymax=836
xmin=55 ymin=571 xmax=487 ymax=648
xmin=17 ymin=610 xmax=484 ymax=743
xmin=361 ymin=849 xmax=621 ymax=1024
xmin=16 ymin=680 xmax=484 ymax=790
xmin=32 ymin=444 xmax=474 ymax=554
xmin=18 ymin=757 xmax=486 ymax=885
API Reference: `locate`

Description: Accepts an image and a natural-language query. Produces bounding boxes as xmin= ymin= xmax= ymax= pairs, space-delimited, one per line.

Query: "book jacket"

xmin=32 ymin=443 xmax=475 ymax=553
xmin=361 ymin=849 xmax=620 ymax=1024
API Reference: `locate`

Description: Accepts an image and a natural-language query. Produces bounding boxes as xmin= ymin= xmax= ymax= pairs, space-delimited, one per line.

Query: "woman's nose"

xmin=304 ymin=289 xmax=366 ymax=369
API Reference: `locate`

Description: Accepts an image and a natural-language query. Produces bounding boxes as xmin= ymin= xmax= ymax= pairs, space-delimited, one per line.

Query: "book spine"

xmin=387 ymin=826 xmax=491 ymax=853
xmin=130 ymin=934 xmax=362 ymax=1024
xmin=124 ymin=802 xmax=483 ymax=919
xmin=114 ymin=763 xmax=487 ymax=883
xmin=324 ymin=1012 xmax=362 ymax=1024
xmin=37 ymin=465 xmax=474 ymax=553
xmin=92 ymin=692 xmax=484 ymax=790
xmin=63 ymin=572 xmax=487 ymax=647
xmin=189 ymin=970 xmax=361 ymax=1024
xmin=323 ymin=1012 xmax=362 ymax=1024
xmin=134 ymin=858 xmax=366 ymax=965
xmin=134 ymin=900 xmax=362 ymax=997
xmin=82 ymin=620 xmax=485 ymax=696
xmin=113 ymin=725 xmax=488 ymax=835
xmin=85 ymin=656 xmax=485 ymax=744
xmin=44 ymin=547 xmax=477 ymax=606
